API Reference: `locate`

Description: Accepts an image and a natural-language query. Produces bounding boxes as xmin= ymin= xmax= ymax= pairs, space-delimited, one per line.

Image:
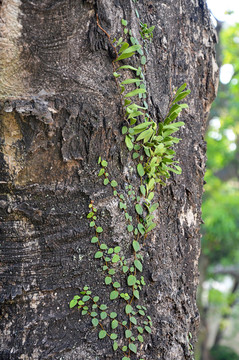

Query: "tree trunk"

xmin=0 ymin=1 xmax=218 ymax=359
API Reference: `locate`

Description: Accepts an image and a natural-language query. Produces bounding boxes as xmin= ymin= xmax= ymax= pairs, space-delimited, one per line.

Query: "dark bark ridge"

xmin=0 ymin=0 xmax=218 ymax=359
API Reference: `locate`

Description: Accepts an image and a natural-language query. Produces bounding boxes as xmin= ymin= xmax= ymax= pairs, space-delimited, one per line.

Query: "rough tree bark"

xmin=0 ymin=0 xmax=218 ymax=359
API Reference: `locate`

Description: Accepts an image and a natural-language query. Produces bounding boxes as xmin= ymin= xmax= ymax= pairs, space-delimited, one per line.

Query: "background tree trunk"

xmin=0 ymin=0 xmax=218 ymax=359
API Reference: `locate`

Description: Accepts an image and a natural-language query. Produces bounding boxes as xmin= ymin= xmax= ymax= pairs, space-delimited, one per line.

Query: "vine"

xmin=70 ymin=10 xmax=190 ymax=360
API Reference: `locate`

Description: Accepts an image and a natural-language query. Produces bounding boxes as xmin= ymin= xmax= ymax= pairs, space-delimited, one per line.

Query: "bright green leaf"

xmin=133 ymin=240 xmax=140 ymax=252
xmin=105 ymin=276 xmax=112 ymax=285
xmin=134 ymin=259 xmax=143 ymax=272
xmin=135 ymin=203 xmax=143 ymax=215
xmin=125 ymin=304 xmax=133 ymax=314
xmin=137 ymin=163 xmax=145 ymax=177
xmin=99 ymin=330 xmax=107 ymax=339
xmin=129 ymin=343 xmax=137 ymax=354
xmin=124 ymin=88 xmax=146 ymax=98
xmin=111 ymin=319 xmax=119 ymax=329
xmin=95 ymin=251 xmax=103 ymax=259
xmin=127 ymin=275 xmax=136 ymax=286
xmin=110 ymin=291 xmax=119 ymax=300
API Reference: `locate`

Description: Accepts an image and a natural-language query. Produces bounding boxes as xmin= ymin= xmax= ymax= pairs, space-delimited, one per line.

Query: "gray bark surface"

xmin=0 ymin=0 xmax=218 ymax=359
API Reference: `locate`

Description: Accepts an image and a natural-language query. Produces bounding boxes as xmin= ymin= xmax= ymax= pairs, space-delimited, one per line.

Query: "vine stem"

xmin=96 ymin=14 xmax=118 ymax=59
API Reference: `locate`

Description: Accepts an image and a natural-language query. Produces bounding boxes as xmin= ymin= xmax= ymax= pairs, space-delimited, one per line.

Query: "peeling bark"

xmin=0 ymin=0 xmax=218 ymax=359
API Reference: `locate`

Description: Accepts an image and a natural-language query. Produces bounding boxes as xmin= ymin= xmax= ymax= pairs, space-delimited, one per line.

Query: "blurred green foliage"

xmin=210 ymin=345 xmax=239 ymax=360
xmin=198 ymin=21 xmax=239 ymax=359
xmin=202 ymin=21 xmax=239 ymax=266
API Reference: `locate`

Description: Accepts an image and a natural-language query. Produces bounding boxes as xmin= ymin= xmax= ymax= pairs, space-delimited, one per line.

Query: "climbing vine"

xmin=70 ymin=9 xmax=190 ymax=360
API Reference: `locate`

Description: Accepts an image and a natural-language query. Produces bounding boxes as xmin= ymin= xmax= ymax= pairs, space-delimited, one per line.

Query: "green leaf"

xmin=133 ymin=289 xmax=140 ymax=299
xmin=121 ymin=19 xmax=127 ymax=26
xmin=119 ymin=201 xmax=126 ymax=209
xmin=140 ymin=185 xmax=146 ymax=196
xmin=121 ymin=78 xmax=142 ymax=85
xmin=125 ymin=304 xmax=133 ymax=314
xmin=145 ymin=326 xmax=152 ymax=333
xmin=98 ymin=156 xmax=101 ymax=164
xmin=139 ymin=309 xmax=145 ymax=316
xmin=100 ymin=311 xmax=107 ymax=320
xmin=130 ymin=316 xmax=137 ymax=325
xmin=101 ymin=160 xmax=108 ymax=167
xmin=100 ymin=243 xmax=108 ymax=250
xmin=125 ymin=329 xmax=132 ymax=338
xmin=175 ymin=83 xmax=187 ymax=97
xmin=136 ymin=128 xmax=154 ymax=142
xmin=104 ymin=178 xmax=109 ymax=185
xmin=111 ymin=319 xmax=119 ymax=329
xmin=125 ymin=135 xmax=134 ymax=151
xmin=146 ymin=222 xmax=157 ymax=233
xmin=147 ymin=191 xmax=154 ymax=201
xmin=93 ymin=296 xmax=99 ymax=302
xmin=111 ymin=180 xmax=118 ymax=187
xmin=137 ymin=163 xmax=145 ymax=177
xmin=91 ymin=311 xmax=97 ymax=317
xmin=127 ymin=275 xmax=136 ymax=286
xmin=69 ymin=299 xmax=78 ymax=308
xmin=138 ymin=335 xmax=144 ymax=342
xmin=137 ymin=326 xmax=143 ymax=333
xmin=113 ymin=71 xmax=120 ymax=78
xmin=135 ymin=204 xmax=143 ymax=215
xmin=133 ymin=240 xmax=140 ymax=252
xmin=114 ymin=246 xmax=121 ymax=253
xmin=112 ymin=254 xmax=120 ymax=263
xmin=124 ymin=88 xmax=146 ymax=98
xmin=105 ymin=276 xmax=112 ymax=285
xmin=110 ymin=291 xmax=118 ymax=300
xmin=116 ymin=37 xmax=123 ymax=47
xmin=122 ymin=126 xmax=128 ymax=135
xmin=108 ymin=268 xmax=116 ymax=275
xmin=141 ymin=55 xmax=146 ymax=65
xmin=100 ymin=304 xmax=107 ymax=310
xmin=113 ymin=282 xmax=120 ymax=288
xmin=98 ymin=168 xmax=105 ymax=176
xmin=115 ymin=52 xmax=135 ymax=62
xmin=147 ymin=178 xmax=155 ymax=191
xmin=138 ymin=223 xmax=145 ymax=235
xmin=110 ymin=312 xmax=117 ymax=319
xmin=95 ymin=251 xmax=103 ymax=259
xmin=122 ymin=44 xmax=141 ymax=54
xmin=172 ymin=90 xmax=191 ymax=104
xmin=133 ymin=152 xmax=139 ymax=159
xmin=129 ymin=343 xmax=137 ymax=354
xmin=110 ymin=333 xmax=118 ymax=340
xmin=127 ymin=224 xmax=133 ymax=232
xmin=118 ymin=65 xmax=138 ymax=71
xmin=99 ymin=330 xmax=107 ymax=339
xmin=92 ymin=318 xmax=99 ymax=327
xmin=113 ymin=341 xmax=118 ymax=351
xmin=87 ymin=212 xmax=94 ymax=218
xmin=96 ymin=227 xmax=103 ymax=233
xmin=134 ymin=259 xmax=143 ymax=272
xmin=149 ymin=202 xmax=159 ymax=213
xmin=89 ymin=221 xmax=95 ymax=227
xmin=119 ymin=42 xmax=129 ymax=53
xmin=123 ymin=265 xmax=129 ymax=273
xmin=141 ymin=276 xmax=146 ymax=285
xmin=91 ymin=236 xmax=98 ymax=243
